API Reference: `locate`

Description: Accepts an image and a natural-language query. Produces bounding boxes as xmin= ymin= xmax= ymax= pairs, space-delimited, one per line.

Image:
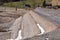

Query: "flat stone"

xmin=0 ymin=17 xmax=14 ymax=23
xmin=21 ymin=13 xmax=40 ymax=39
xmin=9 ymin=16 xmax=22 ymax=39
xmin=22 ymin=33 xmax=46 ymax=40
xmin=0 ymin=32 xmax=11 ymax=40
xmin=48 ymin=29 xmax=60 ymax=40
xmin=23 ymin=29 xmax=60 ymax=40
xmin=29 ymin=11 xmax=58 ymax=33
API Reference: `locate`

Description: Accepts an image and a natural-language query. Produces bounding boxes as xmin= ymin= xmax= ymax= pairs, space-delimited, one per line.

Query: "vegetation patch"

xmin=3 ymin=0 xmax=52 ymax=8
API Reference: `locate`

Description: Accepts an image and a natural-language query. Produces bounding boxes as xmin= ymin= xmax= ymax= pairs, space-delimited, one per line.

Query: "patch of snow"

xmin=15 ymin=30 xmax=22 ymax=40
xmin=45 ymin=38 xmax=49 ymax=40
xmin=7 ymin=30 xmax=22 ymax=40
xmin=37 ymin=24 xmax=45 ymax=35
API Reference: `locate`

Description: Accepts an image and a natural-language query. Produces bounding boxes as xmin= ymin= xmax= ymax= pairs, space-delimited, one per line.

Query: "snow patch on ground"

xmin=7 ymin=30 xmax=22 ymax=40
xmin=7 ymin=24 xmax=45 ymax=40
xmin=37 ymin=24 xmax=45 ymax=35
xmin=15 ymin=30 xmax=22 ymax=40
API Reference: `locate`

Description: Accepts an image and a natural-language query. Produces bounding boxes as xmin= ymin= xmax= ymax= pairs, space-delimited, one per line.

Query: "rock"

xmin=9 ymin=16 xmax=22 ymax=39
xmin=22 ymin=33 xmax=47 ymax=40
xmin=0 ymin=7 xmax=26 ymax=40
xmin=0 ymin=17 xmax=14 ymax=23
xmin=0 ymin=32 xmax=11 ymax=40
xmin=29 ymin=11 xmax=58 ymax=33
xmin=21 ymin=13 xmax=40 ymax=39
xmin=48 ymin=29 xmax=60 ymax=40
xmin=23 ymin=29 xmax=60 ymax=40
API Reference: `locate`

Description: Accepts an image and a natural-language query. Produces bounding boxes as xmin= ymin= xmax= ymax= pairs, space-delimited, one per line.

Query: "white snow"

xmin=37 ymin=24 xmax=45 ymax=35
xmin=15 ymin=30 xmax=22 ymax=40
xmin=7 ymin=24 xmax=45 ymax=40
xmin=7 ymin=30 xmax=22 ymax=40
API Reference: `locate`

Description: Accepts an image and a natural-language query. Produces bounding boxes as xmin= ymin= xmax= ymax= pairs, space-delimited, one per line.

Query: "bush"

xmin=3 ymin=0 xmax=52 ymax=8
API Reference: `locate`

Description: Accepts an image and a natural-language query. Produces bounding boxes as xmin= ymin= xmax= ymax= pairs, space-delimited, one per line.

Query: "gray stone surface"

xmin=0 ymin=7 xmax=60 ymax=40
xmin=0 ymin=32 xmax=11 ymax=40
xmin=48 ymin=29 xmax=60 ymax=40
xmin=35 ymin=7 xmax=60 ymax=27
xmin=0 ymin=7 xmax=26 ymax=40
xmin=21 ymin=13 xmax=40 ymax=39
xmin=29 ymin=11 xmax=57 ymax=33
xmin=23 ymin=29 xmax=60 ymax=40
xmin=0 ymin=8 xmax=26 ymax=30
xmin=9 ymin=16 xmax=22 ymax=39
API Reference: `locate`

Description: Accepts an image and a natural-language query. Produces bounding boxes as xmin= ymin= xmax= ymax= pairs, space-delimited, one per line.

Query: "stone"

xmin=9 ymin=16 xmax=22 ymax=39
xmin=0 ymin=32 xmax=11 ymax=40
xmin=21 ymin=13 xmax=40 ymax=39
xmin=48 ymin=29 xmax=60 ymax=40
xmin=29 ymin=11 xmax=57 ymax=33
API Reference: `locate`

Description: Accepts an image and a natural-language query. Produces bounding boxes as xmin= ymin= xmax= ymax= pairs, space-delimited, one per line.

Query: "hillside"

xmin=3 ymin=0 xmax=52 ymax=8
